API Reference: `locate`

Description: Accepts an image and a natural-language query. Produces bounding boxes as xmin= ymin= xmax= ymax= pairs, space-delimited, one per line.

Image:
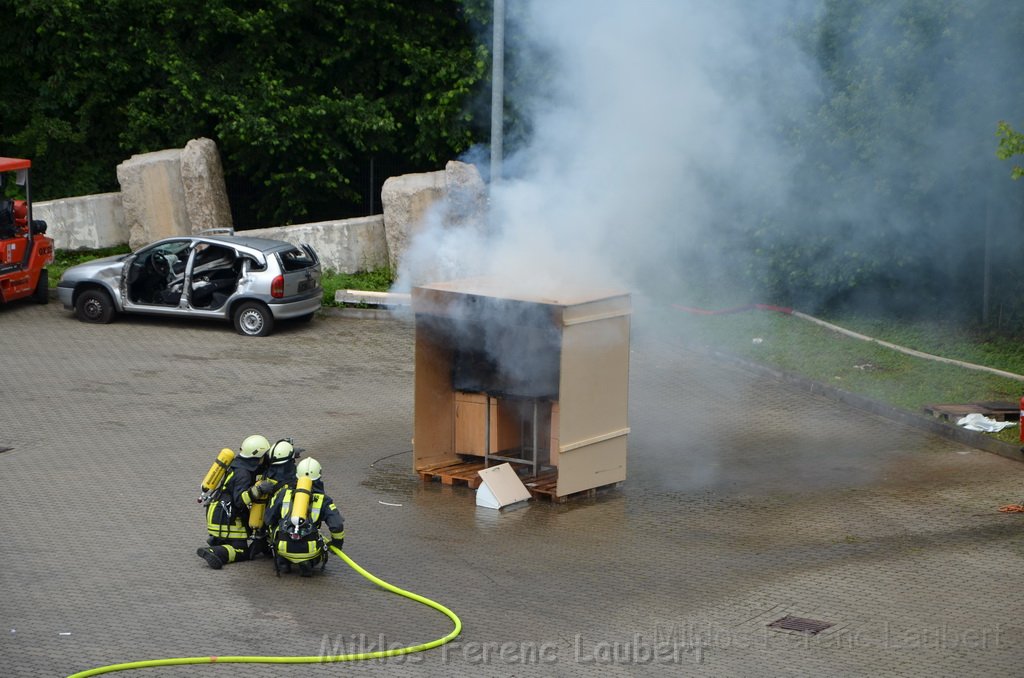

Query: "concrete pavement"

xmin=1 ymin=300 xmax=1021 ymax=677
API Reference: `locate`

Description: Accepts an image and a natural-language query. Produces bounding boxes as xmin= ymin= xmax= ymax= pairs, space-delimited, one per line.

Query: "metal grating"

xmin=768 ymin=616 xmax=833 ymax=635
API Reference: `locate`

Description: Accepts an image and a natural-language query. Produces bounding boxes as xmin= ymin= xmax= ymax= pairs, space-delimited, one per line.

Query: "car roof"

xmin=159 ymin=234 xmax=299 ymax=255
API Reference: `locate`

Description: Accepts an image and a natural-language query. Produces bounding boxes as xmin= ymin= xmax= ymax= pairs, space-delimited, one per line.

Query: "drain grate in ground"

xmin=768 ymin=616 xmax=833 ymax=635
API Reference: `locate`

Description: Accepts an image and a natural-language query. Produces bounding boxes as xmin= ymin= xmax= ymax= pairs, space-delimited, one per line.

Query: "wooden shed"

xmin=412 ymin=277 xmax=631 ymax=499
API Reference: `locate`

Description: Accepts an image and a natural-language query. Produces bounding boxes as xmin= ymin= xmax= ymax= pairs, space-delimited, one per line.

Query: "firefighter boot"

xmin=298 ymin=561 xmax=314 ymax=578
xmin=247 ymin=537 xmax=271 ymax=560
xmin=197 ymin=547 xmax=224 ymax=570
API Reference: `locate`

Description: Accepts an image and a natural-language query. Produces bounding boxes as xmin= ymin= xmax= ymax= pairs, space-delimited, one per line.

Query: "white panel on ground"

xmin=476 ymin=463 xmax=532 ymax=509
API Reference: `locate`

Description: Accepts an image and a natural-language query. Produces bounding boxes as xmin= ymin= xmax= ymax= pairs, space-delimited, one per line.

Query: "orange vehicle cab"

xmin=0 ymin=157 xmax=54 ymax=305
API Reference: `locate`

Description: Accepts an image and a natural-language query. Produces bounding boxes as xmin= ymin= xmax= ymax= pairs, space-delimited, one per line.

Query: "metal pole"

xmin=490 ymin=0 xmax=505 ymax=184
xmin=369 ymin=156 xmax=376 ymax=215
xmin=532 ymin=399 xmax=538 ymax=477
xmin=485 ymin=395 xmax=492 ymax=468
xmin=23 ymin=168 xmax=33 ymax=262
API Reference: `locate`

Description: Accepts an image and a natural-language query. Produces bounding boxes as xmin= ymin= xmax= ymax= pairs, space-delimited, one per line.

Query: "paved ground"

xmin=1 ymin=299 xmax=1022 ymax=677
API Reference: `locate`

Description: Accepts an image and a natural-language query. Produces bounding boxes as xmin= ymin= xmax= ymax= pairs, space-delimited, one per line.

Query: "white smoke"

xmin=396 ymin=0 xmax=822 ymax=304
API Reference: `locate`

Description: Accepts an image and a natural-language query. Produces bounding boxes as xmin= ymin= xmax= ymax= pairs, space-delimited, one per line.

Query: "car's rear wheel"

xmin=75 ymin=288 xmax=115 ymax=324
xmin=233 ymin=301 xmax=274 ymax=337
xmin=33 ymin=269 xmax=48 ymax=304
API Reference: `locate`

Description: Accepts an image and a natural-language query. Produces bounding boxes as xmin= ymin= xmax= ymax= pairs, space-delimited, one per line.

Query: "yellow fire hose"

xmin=67 ymin=546 xmax=462 ymax=677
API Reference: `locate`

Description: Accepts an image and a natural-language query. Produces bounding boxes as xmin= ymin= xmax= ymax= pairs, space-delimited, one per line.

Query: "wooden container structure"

xmin=412 ymin=277 xmax=631 ymax=498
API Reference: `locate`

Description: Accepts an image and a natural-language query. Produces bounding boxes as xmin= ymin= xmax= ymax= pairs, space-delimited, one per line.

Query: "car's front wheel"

xmin=75 ymin=287 xmax=115 ymax=324
xmin=233 ymin=301 xmax=274 ymax=337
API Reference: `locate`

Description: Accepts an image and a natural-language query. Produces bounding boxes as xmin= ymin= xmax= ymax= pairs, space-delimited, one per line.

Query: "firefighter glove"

xmin=330 ymin=538 xmax=344 ymax=551
xmin=251 ymin=480 xmax=276 ymax=500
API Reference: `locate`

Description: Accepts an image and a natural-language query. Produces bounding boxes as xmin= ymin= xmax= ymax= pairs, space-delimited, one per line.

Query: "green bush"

xmin=321 ymin=268 xmax=394 ymax=307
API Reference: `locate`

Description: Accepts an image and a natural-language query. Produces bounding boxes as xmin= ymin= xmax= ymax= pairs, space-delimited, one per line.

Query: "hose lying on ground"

xmin=672 ymin=303 xmax=1024 ymax=383
xmin=998 ymin=504 xmax=1024 ymax=513
xmin=67 ymin=546 xmax=462 ymax=677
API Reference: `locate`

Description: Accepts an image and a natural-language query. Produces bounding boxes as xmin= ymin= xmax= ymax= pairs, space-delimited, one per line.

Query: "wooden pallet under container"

xmin=523 ymin=472 xmax=620 ymax=503
xmin=923 ymin=401 xmax=1019 ymax=422
xmin=418 ymin=462 xmax=620 ymax=503
xmin=417 ymin=461 xmax=485 ymax=489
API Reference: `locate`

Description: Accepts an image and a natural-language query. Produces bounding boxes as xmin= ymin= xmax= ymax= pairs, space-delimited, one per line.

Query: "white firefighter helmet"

xmin=269 ymin=439 xmax=295 ymax=465
xmin=296 ymin=456 xmax=322 ymax=480
xmin=239 ymin=434 xmax=271 ymax=458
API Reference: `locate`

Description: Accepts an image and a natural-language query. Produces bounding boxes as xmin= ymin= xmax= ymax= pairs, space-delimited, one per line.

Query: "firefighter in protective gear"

xmin=244 ymin=439 xmax=300 ymax=559
xmin=197 ymin=434 xmax=271 ymax=569
xmin=265 ymin=439 xmax=300 ymax=485
xmin=265 ymin=456 xmax=346 ymax=577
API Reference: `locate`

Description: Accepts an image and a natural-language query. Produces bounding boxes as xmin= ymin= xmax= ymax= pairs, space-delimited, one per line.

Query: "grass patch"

xmin=320 ymin=268 xmax=394 ymax=307
xmin=670 ymin=308 xmax=1024 ymax=445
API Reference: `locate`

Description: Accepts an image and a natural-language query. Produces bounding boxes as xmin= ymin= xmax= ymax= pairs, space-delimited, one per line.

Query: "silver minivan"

xmin=57 ymin=234 xmax=322 ymax=336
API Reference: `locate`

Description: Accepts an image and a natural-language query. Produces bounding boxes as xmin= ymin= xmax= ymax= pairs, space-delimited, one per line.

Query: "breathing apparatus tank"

xmin=289 ymin=476 xmax=314 ymax=532
xmin=198 ymin=448 xmax=235 ymax=504
xmin=247 ymin=478 xmax=276 ymax=529
xmin=248 ymin=486 xmax=267 ymax=529
xmin=249 ymin=439 xmax=298 ymax=528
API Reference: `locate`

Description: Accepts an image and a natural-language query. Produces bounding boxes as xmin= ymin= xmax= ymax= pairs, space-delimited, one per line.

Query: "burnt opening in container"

xmin=448 ymin=317 xmax=561 ymax=399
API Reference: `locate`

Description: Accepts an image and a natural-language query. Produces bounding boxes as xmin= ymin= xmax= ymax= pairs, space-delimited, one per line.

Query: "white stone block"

xmin=244 ymin=215 xmax=389 ymax=274
xmin=34 ymin=193 xmax=128 ymax=250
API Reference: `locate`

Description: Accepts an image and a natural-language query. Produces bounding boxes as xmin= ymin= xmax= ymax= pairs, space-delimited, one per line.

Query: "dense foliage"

xmin=997 ymin=121 xmax=1024 ymax=180
xmin=743 ymin=0 xmax=1024 ymax=326
xmin=0 ymin=0 xmax=488 ymax=227
xmin=3 ymin=0 xmax=1024 ymax=330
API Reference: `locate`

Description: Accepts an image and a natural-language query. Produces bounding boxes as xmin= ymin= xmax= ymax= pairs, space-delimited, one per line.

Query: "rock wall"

xmin=45 ymin=145 xmax=489 ymax=282
xmin=34 ymin=193 xmax=128 ymax=250
xmin=244 ymin=215 xmax=389 ymax=274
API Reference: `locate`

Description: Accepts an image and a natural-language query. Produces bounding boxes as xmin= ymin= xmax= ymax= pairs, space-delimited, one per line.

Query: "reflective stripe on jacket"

xmin=206 ymin=495 xmax=249 ymax=540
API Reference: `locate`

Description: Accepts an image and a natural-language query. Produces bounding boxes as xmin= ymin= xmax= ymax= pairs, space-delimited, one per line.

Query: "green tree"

xmin=997 ymin=121 xmax=1024 ymax=179
xmin=739 ymin=0 xmax=1024 ymax=325
xmin=0 ymin=0 xmax=488 ymax=227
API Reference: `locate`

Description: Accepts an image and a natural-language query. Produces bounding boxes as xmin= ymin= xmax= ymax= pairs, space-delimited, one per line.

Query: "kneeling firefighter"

xmin=265 ymin=457 xmax=345 ymax=577
xmin=197 ymin=434 xmax=271 ymax=569
xmin=244 ymin=439 xmax=300 ymax=558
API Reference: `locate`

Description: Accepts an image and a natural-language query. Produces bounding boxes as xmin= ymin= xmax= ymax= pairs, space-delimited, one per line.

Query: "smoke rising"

xmin=398 ymin=0 xmax=819 ymax=303
xmin=397 ymin=0 xmax=1024 ymax=324
xmin=389 ymin=0 xmax=1024 ymax=492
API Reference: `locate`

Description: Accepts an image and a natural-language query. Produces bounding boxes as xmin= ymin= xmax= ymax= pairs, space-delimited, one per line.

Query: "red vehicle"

xmin=0 ymin=157 xmax=54 ymax=305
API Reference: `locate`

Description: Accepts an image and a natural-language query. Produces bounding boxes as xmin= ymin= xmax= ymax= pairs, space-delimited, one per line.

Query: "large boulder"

xmin=181 ymin=138 xmax=233 ymax=236
xmin=381 ymin=170 xmax=445 ymax=273
xmin=444 ymin=160 xmax=488 ymax=230
xmin=381 ymin=160 xmax=486 ymax=274
xmin=116 ymin=138 xmax=232 ymax=249
xmin=117 ymin=149 xmax=189 ymax=250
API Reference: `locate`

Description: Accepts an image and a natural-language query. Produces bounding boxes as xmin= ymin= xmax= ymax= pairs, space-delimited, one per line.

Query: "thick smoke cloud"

xmin=398 ymin=0 xmax=1024 ymax=323
xmin=486 ymin=0 xmax=820 ymax=299
xmin=399 ymin=0 xmax=820 ymax=304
